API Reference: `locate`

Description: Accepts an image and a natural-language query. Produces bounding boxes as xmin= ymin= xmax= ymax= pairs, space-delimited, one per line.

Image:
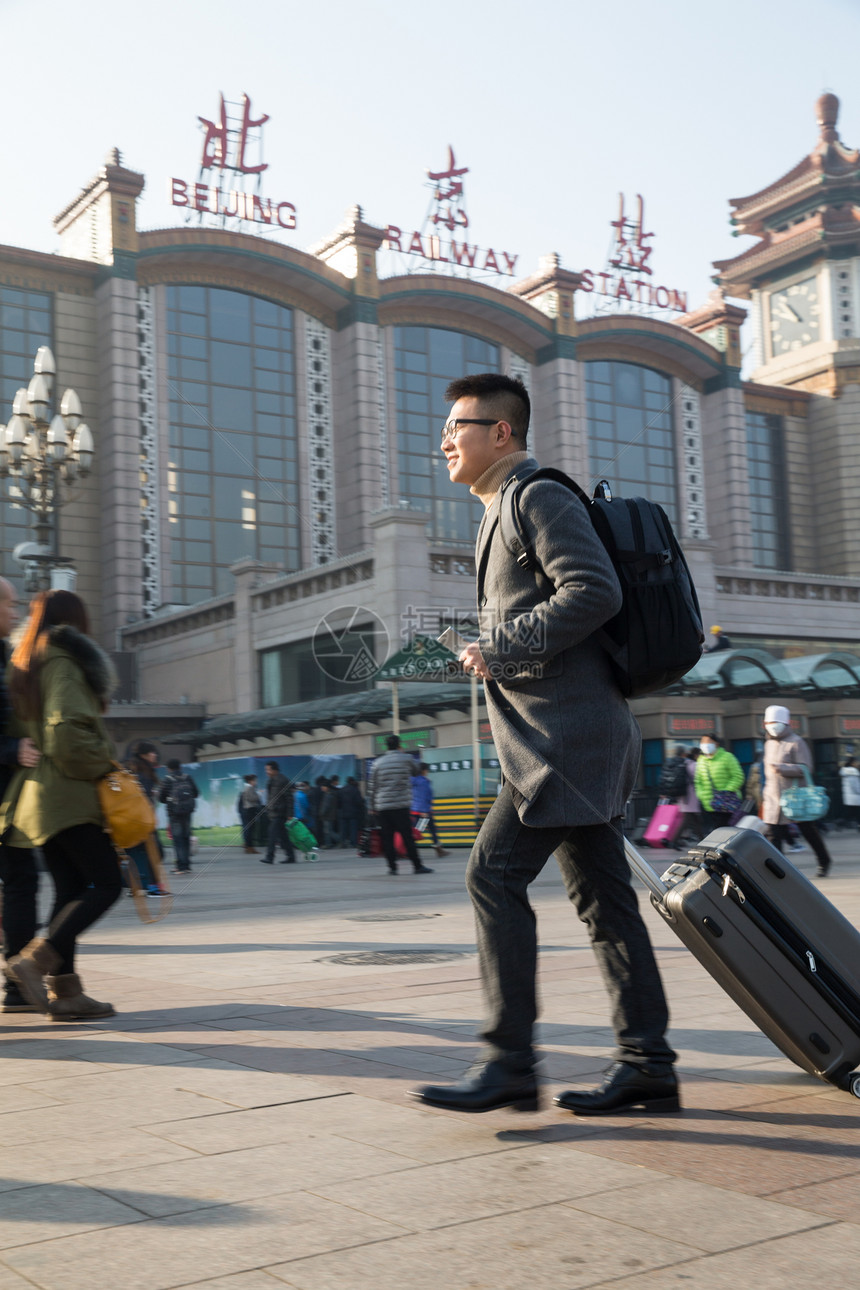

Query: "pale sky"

xmin=2 ymin=0 xmax=858 ymax=336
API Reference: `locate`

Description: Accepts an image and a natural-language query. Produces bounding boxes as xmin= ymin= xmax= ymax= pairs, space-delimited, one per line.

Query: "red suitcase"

xmin=644 ymin=800 xmax=683 ymax=848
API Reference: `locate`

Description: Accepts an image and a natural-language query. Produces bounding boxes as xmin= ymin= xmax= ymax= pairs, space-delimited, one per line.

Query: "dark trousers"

xmin=42 ymin=824 xmax=122 ymax=975
xmin=240 ymin=810 xmax=257 ymax=848
xmin=266 ymin=816 xmax=295 ymax=862
xmin=341 ymin=814 xmax=360 ymax=847
xmin=767 ymin=821 xmax=832 ymax=871
xmin=170 ymin=817 xmax=192 ymax=871
xmin=466 ymin=784 xmax=675 ymax=1072
xmin=0 ymin=845 xmax=39 ymax=960
xmin=704 ymin=810 xmax=732 ymax=832
xmin=378 ymin=807 xmax=421 ymax=871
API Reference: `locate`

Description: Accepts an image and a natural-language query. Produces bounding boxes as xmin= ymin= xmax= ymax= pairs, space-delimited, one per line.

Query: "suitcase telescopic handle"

xmin=624 ymin=838 xmax=670 ymax=900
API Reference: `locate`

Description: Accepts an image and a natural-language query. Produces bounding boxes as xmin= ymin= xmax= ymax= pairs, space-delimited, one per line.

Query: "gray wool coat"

xmin=475 ymin=457 xmax=641 ymax=828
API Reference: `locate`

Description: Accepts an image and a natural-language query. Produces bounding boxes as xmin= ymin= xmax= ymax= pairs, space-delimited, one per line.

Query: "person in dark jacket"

xmin=0 ymin=579 xmax=42 ymax=1013
xmin=261 ymin=760 xmax=294 ymax=865
xmin=158 ymin=758 xmax=199 ymax=874
xmin=339 ymin=776 xmax=365 ymax=848
xmin=410 ymin=373 xmax=674 ymax=1117
xmin=370 ymin=736 xmax=432 ymax=875
xmin=2 ymin=589 xmax=120 ymax=1020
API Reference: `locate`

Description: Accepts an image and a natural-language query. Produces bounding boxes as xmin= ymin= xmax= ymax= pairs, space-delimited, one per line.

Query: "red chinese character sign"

xmin=169 ymin=93 xmax=297 ymax=234
xmin=383 ymin=146 xmax=519 ymax=279
xmin=579 ymin=193 xmax=687 ymax=316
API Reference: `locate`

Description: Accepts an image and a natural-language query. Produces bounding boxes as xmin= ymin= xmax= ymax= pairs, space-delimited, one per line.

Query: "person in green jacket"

xmin=694 ymin=734 xmax=745 ymax=829
xmin=2 ymin=590 xmax=121 ymax=1020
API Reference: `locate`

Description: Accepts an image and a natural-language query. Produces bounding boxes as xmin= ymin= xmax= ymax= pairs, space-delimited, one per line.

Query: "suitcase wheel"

xmin=849 ymin=1072 xmax=860 ymax=1100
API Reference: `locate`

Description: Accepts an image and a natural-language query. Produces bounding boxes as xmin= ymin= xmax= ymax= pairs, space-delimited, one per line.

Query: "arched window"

xmin=392 ymin=325 xmax=500 ymax=541
xmin=165 ymin=286 xmax=299 ymax=604
xmin=586 ymin=361 xmax=677 ymax=520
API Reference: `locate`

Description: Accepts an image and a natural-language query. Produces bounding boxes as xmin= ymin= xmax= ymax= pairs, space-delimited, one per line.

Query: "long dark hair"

xmin=9 ymin=590 xmax=91 ymax=719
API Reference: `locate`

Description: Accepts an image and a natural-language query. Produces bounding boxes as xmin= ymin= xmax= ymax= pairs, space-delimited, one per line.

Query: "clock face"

xmin=769 ymin=278 xmax=820 ymax=355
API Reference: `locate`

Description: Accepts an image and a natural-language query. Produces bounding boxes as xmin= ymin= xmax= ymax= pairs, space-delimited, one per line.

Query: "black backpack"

xmin=498 ymin=468 xmax=704 ymax=698
xmin=658 ymin=756 xmax=689 ymax=799
xmin=167 ymin=775 xmax=196 ymax=817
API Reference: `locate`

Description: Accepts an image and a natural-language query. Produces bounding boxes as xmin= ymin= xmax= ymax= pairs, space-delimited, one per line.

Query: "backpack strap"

xmin=499 ymin=466 xmax=589 ymax=573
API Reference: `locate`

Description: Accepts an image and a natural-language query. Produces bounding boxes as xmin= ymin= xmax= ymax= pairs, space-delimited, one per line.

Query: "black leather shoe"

xmin=408 ymin=1062 xmax=539 ymax=1113
xmin=413 ymin=864 xmax=434 ymax=874
xmin=815 ymin=865 xmax=829 ymax=877
xmin=555 ymin=1062 xmax=680 ymax=1116
xmin=259 ymin=858 xmax=274 ymax=865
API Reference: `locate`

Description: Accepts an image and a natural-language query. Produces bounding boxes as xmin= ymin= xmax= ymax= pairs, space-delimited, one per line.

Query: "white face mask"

xmin=765 ymin=722 xmax=787 ymax=738
xmin=700 ymin=742 xmax=716 ymax=756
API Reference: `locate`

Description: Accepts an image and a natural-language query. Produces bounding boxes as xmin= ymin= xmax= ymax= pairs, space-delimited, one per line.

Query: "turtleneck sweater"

xmin=470 ymin=451 xmax=530 ymax=509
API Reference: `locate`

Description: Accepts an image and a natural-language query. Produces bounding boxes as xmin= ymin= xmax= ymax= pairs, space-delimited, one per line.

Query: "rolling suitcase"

xmin=643 ymin=800 xmax=683 ymax=848
xmin=625 ymin=826 xmax=860 ymax=1098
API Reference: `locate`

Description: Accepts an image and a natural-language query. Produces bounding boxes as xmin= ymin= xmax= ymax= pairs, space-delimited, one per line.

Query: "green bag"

xmin=286 ymin=817 xmax=317 ymax=853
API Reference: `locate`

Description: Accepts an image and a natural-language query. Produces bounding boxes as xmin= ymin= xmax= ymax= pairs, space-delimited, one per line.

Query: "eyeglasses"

xmin=441 ymin=418 xmax=499 ymax=444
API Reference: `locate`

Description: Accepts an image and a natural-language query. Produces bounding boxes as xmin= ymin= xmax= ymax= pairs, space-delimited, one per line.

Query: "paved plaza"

xmin=0 ymin=831 xmax=858 ymax=1289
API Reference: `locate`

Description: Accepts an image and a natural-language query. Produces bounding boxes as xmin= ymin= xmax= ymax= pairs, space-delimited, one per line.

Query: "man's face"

xmin=0 ymin=582 xmax=19 ymax=639
xmin=441 ymin=397 xmax=503 ymax=488
xmin=267 ymin=765 xmax=276 ymax=778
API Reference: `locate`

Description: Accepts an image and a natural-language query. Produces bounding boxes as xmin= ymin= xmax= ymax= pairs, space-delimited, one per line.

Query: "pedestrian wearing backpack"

xmin=411 ymin=373 xmax=676 ymax=1118
xmin=158 ymin=759 xmax=199 ymax=874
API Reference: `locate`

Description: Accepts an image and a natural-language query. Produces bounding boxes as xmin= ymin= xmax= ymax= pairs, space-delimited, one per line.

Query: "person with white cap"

xmin=761 ymin=705 xmax=832 ymax=877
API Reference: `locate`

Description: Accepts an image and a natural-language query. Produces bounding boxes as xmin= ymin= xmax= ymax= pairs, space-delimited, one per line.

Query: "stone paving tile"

xmin=3 ymin=1192 xmax=406 ymax=1290
xmin=576 ymin=1219 xmax=860 ymax=1288
xmin=81 ymin=1137 xmax=419 ymax=1217
xmin=0 ymin=1090 xmax=253 ymax=1147
xmin=0 ymin=1086 xmax=65 ymax=1114
xmin=556 ymin=1105 xmax=860 ymax=1195
xmin=0 ymin=1264 xmax=44 ymax=1288
xmin=176 ymin=1276 xmax=287 ymax=1289
xmin=263 ymin=1202 xmax=700 ymax=1289
xmin=768 ymin=1171 xmax=860 ymax=1220
xmin=562 ymin=1174 xmax=829 ymax=1252
xmin=308 ymin=1143 xmax=670 ymax=1230
xmin=0 ymin=1130 xmax=199 ymax=1192
xmin=0 ymin=1182 xmax=145 ymax=1250
xmin=22 ymin=1060 xmax=337 ymax=1111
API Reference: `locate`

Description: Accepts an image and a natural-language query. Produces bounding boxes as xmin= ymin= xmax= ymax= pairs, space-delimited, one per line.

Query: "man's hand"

xmin=459 ymin=642 xmax=490 ymax=679
xmin=17 ymin=737 xmax=40 ymax=769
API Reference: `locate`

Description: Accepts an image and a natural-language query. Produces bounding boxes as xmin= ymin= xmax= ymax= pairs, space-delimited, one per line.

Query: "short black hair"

xmin=444 ymin=372 xmax=530 ymax=443
xmin=266 ymin=760 xmax=279 ymax=770
xmin=386 ymin=734 xmax=401 ymax=750
xmin=166 ymin=758 xmax=181 ymax=770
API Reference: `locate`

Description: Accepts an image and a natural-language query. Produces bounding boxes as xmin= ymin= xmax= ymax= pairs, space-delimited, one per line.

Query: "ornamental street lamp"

xmin=0 ymin=347 xmax=94 ymax=591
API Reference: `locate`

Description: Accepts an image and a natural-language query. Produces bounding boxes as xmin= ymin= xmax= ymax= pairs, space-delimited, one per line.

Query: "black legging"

xmin=41 ymin=824 xmax=123 ymax=974
xmin=0 ymin=845 xmax=39 ymax=959
xmin=767 ymin=822 xmax=832 ymax=874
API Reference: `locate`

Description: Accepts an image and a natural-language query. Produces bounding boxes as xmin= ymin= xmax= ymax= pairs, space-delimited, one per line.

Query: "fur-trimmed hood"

xmin=45 ymin=625 xmax=117 ymax=703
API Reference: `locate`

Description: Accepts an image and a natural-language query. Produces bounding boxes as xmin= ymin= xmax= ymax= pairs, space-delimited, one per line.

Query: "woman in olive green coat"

xmin=3 ymin=590 xmax=121 ymax=1019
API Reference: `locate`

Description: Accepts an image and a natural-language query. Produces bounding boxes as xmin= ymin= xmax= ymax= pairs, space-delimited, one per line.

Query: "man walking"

xmin=410 ymin=373 xmax=676 ymax=1115
xmin=0 ymin=579 xmax=41 ymax=1012
xmin=261 ymin=760 xmax=295 ymax=865
xmin=370 ymin=736 xmax=433 ymax=875
xmin=158 ymin=758 xmax=199 ymax=875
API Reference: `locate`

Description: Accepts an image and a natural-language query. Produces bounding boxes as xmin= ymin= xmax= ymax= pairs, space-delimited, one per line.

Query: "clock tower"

xmin=714 ymin=93 xmax=860 ymax=396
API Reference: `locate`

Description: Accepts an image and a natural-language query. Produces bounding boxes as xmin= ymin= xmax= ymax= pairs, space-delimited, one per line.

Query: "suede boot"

xmin=46 ymin=974 xmax=116 ymax=1021
xmin=7 ymin=938 xmax=62 ymax=1013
